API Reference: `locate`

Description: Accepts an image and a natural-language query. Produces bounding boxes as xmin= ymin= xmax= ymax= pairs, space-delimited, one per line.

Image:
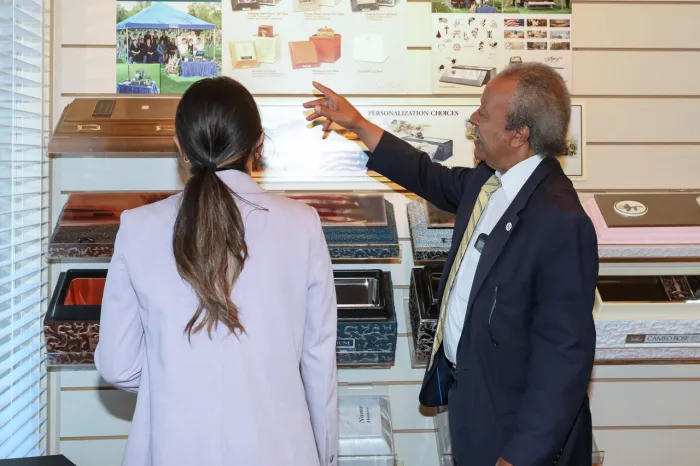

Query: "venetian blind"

xmin=0 ymin=0 xmax=50 ymax=458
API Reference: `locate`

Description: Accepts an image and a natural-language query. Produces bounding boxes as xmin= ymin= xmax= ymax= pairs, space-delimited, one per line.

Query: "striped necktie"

xmin=428 ymin=174 xmax=502 ymax=370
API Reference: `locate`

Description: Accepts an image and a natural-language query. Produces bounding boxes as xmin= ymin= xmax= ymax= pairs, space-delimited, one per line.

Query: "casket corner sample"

xmin=338 ymin=394 xmax=396 ymax=465
xmin=48 ymin=98 xmax=179 ymax=157
xmin=406 ymin=199 xmax=454 ymax=264
xmin=48 ymin=192 xmax=175 ymax=261
xmin=593 ymin=273 xmax=700 ymax=361
xmin=583 ymin=192 xmax=700 ymax=260
xmin=45 ymin=269 xmax=107 ymax=365
xmin=335 ymin=270 xmax=397 ymax=367
xmin=289 ymin=193 xmax=401 ymax=262
xmin=409 ymin=265 xmax=441 ymax=364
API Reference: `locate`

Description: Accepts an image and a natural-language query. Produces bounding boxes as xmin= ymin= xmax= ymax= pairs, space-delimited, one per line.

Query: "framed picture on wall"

xmin=116 ymin=0 xmax=223 ymax=95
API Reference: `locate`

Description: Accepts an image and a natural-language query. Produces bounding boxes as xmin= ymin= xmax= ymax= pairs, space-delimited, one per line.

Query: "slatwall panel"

xmin=47 ymin=1 xmax=700 ymax=465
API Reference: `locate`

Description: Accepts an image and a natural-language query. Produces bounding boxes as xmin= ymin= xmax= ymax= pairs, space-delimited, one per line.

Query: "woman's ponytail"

xmin=173 ymin=166 xmax=249 ymax=339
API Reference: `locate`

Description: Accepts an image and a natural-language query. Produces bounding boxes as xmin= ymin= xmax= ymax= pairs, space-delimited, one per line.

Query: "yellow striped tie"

xmin=428 ymin=174 xmax=502 ymax=370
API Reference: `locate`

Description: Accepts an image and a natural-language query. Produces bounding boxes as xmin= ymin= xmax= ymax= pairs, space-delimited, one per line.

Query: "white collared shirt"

xmin=443 ymin=154 xmax=544 ymax=364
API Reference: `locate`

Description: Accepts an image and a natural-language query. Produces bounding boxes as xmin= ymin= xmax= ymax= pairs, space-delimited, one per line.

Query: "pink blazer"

xmin=95 ymin=170 xmax=339 ymax=466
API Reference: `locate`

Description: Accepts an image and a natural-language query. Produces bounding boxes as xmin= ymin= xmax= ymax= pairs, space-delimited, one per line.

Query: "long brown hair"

xmin=173 ymin=77 xmax=263 ymax=339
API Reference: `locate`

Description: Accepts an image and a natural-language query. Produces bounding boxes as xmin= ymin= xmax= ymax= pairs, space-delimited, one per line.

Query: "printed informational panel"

xmin=116 ymin=0 xmax=223 ymax=94
xmin=222 ymin=0 xmax=408 ymax=94
xmin=255 ymin=103 xmax=583 ymax=182
xmin=430 ymin=1 xmax=572 ymax=94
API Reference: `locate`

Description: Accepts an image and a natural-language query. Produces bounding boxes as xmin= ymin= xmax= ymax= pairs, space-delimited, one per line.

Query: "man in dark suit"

xmin=303 ymin=62 xmax=598 ymax=466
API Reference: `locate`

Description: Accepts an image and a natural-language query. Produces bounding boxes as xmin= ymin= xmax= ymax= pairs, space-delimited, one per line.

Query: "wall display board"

xmin=257 ymin=105 xmax=475 ymax=183
xmin=116 ymin=0 xmax=223 ymax=94
xmin=430 ymin=0 xmax=572 ymax=94
xmin=222 ymin=0 xmax=408 ymax=94
xmin=257 ymin=103 xmax=583 ymax=182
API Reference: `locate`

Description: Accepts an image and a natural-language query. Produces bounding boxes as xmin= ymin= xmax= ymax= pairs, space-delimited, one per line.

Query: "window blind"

xmin=0 ymin=0 xmax=50 ymax=458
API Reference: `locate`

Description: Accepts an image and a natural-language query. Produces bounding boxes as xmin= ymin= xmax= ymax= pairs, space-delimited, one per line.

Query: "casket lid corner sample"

xmin=583 ymin=192 xmax=700 ymax=261
xmin=48 ymin=191 xmax=175 ymax=261
xmin=45 ymin=268 xmax=108 ymax=366
xmin=406 ymin=199 xmax=454 ymax=264
xmin=49 ymin=98 xmax=180 ymax=157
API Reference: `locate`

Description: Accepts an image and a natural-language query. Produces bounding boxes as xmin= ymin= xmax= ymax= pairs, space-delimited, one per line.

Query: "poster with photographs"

xmin=116 ymin=0 xmax=222 ymax=94
xmin=253 ymin=105 xmax=476 ymax=182
xmin=222 ymin=0 xmax=408 ymax=94
xmin=430 ymin=0 xmax=572 ymax=94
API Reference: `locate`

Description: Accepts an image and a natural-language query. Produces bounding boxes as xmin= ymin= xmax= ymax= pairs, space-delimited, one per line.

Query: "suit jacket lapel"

xmin=436 ymin=164 xmax=494 ymax=302
xmin=466 ymin=157 xmax=560 ymax=312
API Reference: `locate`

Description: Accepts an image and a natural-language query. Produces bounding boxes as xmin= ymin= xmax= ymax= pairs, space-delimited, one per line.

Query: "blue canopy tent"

xmin=117 ymin=2 xmax=218 ymax=86
xmin=116 ymin=2 xmax=215 ymax=30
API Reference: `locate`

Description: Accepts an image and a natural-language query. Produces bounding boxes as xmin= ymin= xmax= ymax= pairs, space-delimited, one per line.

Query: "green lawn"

xmin=116 ymin=47 xmax=222 ymax=94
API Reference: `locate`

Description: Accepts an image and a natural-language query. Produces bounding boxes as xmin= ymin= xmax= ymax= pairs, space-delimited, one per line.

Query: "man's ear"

xmin=509 ymin=125 xmax=530 ymax=149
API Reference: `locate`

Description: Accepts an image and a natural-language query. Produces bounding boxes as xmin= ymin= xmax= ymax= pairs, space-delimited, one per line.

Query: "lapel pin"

xmin=506 ymin=222 xmax=512 ymax=231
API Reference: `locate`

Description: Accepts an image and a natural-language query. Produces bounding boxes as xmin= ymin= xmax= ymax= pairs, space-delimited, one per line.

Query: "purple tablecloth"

xmin=117 ymin=82 xmax=159 ymax=94
xmin=180 ymin=61 xmax=218 ymax=78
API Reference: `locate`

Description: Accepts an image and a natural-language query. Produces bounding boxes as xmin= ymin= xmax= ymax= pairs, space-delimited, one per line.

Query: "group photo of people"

xmin=116 ymin=1 xmax=222 ymax=94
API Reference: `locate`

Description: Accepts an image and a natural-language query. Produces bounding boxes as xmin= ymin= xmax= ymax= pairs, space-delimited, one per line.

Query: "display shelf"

xmin=46 ymin=267 xmax=398 ymax=368
xmin=47 ymin=192 xmax=401 ymax=263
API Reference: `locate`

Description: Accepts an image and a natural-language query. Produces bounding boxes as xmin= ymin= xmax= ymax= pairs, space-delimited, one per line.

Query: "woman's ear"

xmin=174 ymin=136 xmax=188 ymax=163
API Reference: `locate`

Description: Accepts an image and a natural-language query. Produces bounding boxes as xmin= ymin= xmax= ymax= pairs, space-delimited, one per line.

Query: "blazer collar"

xmin=215 ymin=170 xmax=264 ymax=194
xmin=465 ymin=156 xmax=561 ymax=312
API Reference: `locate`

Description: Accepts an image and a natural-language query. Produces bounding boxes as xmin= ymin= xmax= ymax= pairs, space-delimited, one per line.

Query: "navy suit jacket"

xmin=367 ymin=133 xmax=599 ymax=466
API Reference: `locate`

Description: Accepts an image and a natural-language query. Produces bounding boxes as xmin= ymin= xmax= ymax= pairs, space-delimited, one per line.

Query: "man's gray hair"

xmin=498 ymin=62 xmax=571 ymax=158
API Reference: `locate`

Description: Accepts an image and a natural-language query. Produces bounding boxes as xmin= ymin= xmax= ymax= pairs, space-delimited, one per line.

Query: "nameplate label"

xmin=626 ymin=334 xmax=700 ymax=344
xmin=337 ymin=338 xmax=356 ymax=350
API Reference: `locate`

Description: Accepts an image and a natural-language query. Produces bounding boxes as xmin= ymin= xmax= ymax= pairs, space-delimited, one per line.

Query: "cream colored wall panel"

xmin=394 ymin=432 xmax=440 ymax=466
xmin=60 ymin=390 xmax=135 ymax=437
xmin=385 ymin=193 xmax=412 ymax=238
xmin=590 ymin=381 xmax=700 ymax=427
xmin=594 ymin=429 xmax=700 ymax=466
xmin=573 ymin=4 xmax=700 ymax=49
xmin=584 ymin=98 xmax=700 ymax=143
xmin=58 ymin=369 xmax=110 ymax=389
xmin=573 ymin=145 xmax=700 ymax=190
xmin=574 ymin=51 xmax=700 ymax=96
xmin=406 ymin=1 xmax=431 ymax=49
xmin=55 ymin=0 xmax=115 ymax=45
xmin=593 ymin=363 xmax=700 ymax=380
xmin=58 ymin=49 xmax=116 ymax=95
xmin=60 ymin=439 xmax=126 ymax=466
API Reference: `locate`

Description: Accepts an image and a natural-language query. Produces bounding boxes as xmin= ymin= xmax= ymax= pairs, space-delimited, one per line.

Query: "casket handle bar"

xmin=156 ymin=125 xmax=175 ymax=132
xmin=77 ymin=124 xmax=101 ymax=132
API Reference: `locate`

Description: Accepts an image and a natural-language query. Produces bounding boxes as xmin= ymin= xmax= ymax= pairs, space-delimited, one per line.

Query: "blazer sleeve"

xmin=366 ymin=131 xmax=474 ymax=213
xmin=501 ymin=212 xmax=598 ymax=466
xmin=301 ymin=209 xmax=339 ymax=466
xmin=94 ymin=210 xmax=145 ymax=393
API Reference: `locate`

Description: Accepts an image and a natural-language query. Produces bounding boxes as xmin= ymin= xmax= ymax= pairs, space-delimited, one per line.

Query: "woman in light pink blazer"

xmin=95 ymin=77 xmax=339 ymax=466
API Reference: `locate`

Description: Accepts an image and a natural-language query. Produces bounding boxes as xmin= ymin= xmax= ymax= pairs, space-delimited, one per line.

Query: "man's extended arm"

xmin=360 ymin=120 xmax=474 ymax=213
